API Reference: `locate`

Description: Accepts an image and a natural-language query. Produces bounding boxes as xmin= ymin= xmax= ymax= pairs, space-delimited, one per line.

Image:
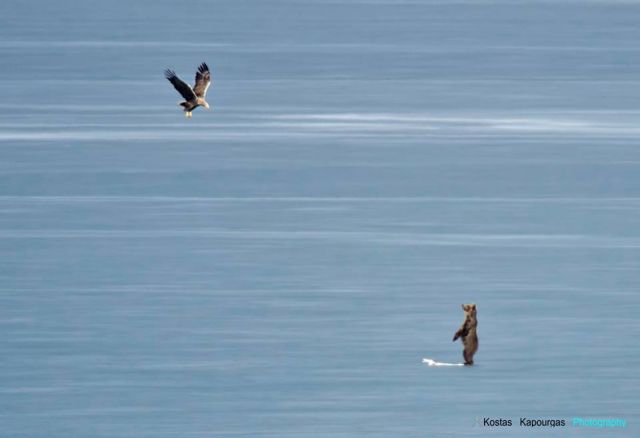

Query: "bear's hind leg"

xmin=463 ymin=349 xmax=474 ymax=366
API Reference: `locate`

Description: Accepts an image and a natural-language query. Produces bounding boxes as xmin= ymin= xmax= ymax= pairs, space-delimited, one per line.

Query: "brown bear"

xmin=453 ymin=304 xmax=478 ymax=365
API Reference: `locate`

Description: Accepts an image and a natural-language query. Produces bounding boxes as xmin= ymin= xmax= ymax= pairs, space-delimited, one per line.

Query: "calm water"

xmin=1 ymin=0 xmax=639 ymax=436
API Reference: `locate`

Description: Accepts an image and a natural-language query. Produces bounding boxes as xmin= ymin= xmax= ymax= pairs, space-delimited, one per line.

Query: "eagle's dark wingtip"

xmin=198 ymin=62 xmax=209 ymax=73
xmin=164 ymin=69 xmax=176 ymax=79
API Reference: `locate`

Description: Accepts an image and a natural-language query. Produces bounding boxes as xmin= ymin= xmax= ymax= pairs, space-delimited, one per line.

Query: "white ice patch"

xmin=273 ymin=112 xmax=640 ymax=137
xmin=422 ymin=358 xmax=464 ymax=367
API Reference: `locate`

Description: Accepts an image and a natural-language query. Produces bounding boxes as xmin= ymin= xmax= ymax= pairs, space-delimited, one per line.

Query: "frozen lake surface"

xmin=1 ymin=0 xmax=639 ymax=436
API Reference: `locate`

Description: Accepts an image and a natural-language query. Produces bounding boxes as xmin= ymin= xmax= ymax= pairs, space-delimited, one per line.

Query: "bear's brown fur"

xmin=453 ymin=304 xmax=478 ymax=365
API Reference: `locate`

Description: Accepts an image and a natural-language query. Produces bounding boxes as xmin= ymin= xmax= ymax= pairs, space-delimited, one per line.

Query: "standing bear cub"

xmin=453 ymin=304 xmax=478 ymax=365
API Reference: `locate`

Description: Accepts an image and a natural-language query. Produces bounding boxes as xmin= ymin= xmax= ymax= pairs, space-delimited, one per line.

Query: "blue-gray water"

xmin=1 ymin=0 xmax=639 ymax=436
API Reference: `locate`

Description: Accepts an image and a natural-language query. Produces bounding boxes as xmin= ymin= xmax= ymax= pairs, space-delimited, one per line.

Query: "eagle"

xmin=164 ymin=62 xmax=211 ymax=118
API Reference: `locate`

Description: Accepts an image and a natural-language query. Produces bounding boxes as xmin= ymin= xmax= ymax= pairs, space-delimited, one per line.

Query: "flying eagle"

xmin=164 ymin=62 xmax=211 ymax=118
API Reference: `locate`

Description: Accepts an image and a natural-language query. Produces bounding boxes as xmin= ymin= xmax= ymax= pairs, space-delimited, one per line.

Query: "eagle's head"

xmin=196 ymin=98 xmax=210 ymax=110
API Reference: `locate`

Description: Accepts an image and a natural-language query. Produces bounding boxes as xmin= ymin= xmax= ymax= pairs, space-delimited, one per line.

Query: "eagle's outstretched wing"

xmin=193 ymin=62 xmax=211 ymax=98
xmin=165 ymin=69 xmax=197 ymax=101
